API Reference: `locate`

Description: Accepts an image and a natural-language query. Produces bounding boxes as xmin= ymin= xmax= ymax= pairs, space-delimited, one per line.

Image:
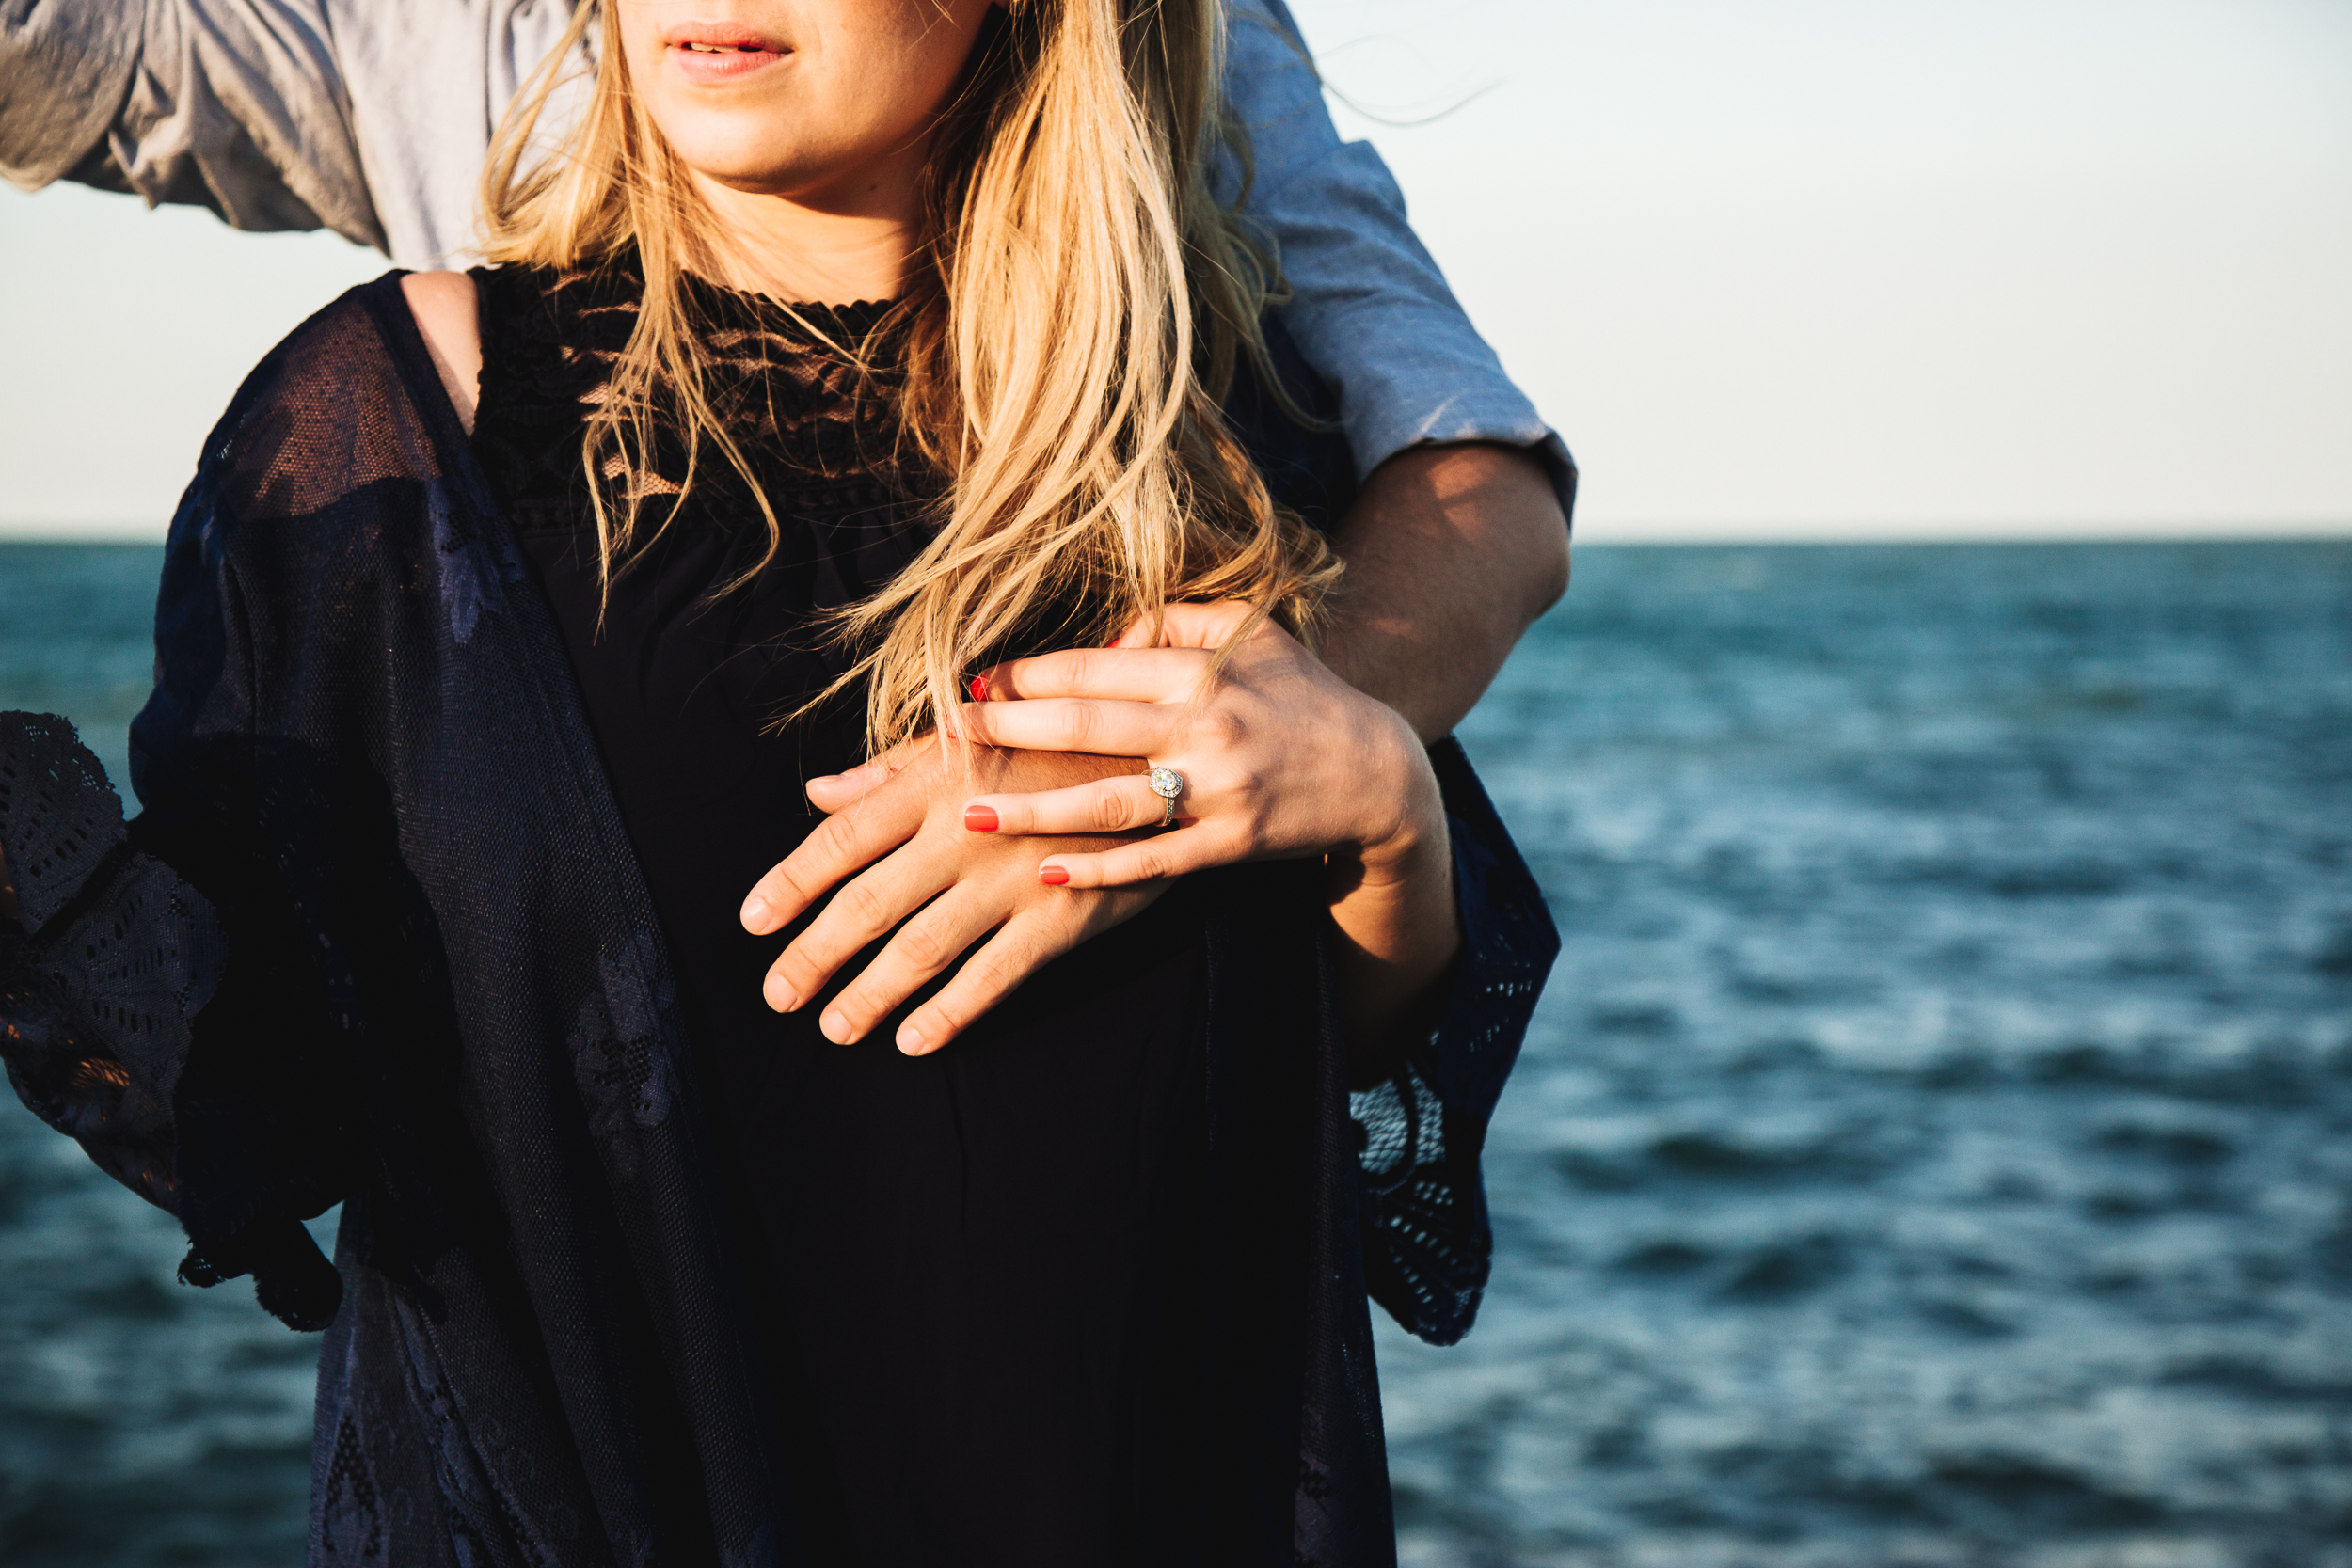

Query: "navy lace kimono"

xmin=0 ymin=273 xmax=1556 ymax=1567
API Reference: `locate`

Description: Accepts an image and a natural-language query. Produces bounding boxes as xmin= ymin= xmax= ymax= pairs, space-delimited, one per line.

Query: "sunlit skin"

xmin=618 ymin=0 xmax=993 ymax=301
xmin=389 ymin=0 xmax=1566 ymax=1060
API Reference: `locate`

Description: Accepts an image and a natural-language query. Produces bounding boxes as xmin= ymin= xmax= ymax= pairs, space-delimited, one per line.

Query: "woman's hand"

xmin=956 ymin=601 xmax=1463 ymax=1042
xmin=739 ymin=741 xmax=1164 ymax=1056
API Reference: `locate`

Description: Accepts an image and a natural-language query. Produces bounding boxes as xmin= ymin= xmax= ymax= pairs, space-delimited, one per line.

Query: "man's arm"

xmin=1319 ymin=443 xmax=1569 ymax=742
xmin=1223 ymin=0 xmax=1574 ymax=506
xmin=2 ymin=0 xmax=385 ymax=247
xmin=1 ymin=0 xmax=587 ymax=266
xmin=1221 ymin=0 xmax=1574 ymax=731
xmin=0 ymin=0 xmax=141 ymax=193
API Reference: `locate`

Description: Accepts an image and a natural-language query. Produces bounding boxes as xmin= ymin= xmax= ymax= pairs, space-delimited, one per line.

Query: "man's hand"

xmin=739 ymin=740 xmax=1162 ymax=1056
xmin=959 ymin=600 xmax=1463 ymax=1053
xmin=955 ymin=601 xmax=1428 ymax=889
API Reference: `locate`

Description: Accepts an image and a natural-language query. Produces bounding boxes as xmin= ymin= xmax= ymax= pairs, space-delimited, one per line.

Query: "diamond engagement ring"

xmin=1146 ymin=765 xmax=1186 ymax=829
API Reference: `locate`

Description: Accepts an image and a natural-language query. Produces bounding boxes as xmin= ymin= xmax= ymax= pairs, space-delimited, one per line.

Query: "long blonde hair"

xmin=478 ymin=0 xmax=1340 ymax=754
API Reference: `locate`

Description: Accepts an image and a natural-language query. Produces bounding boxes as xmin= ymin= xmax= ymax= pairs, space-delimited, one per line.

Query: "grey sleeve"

xmin=1 ymin=0 xmax=385 ymax=249
xmin=0 ymin=0 xmax=142 ymax=190
xmin=1221 ymin=0 xmax=1574 ymax=514
xmin=320 ymin=0 xmax=590 ymax=267
xmin=2 ymin=0 xmax=590 ymax=266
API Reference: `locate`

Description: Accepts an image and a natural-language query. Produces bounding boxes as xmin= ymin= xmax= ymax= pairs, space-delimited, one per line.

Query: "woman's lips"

xmin=665 ymin=25 xmax=789 ymax=85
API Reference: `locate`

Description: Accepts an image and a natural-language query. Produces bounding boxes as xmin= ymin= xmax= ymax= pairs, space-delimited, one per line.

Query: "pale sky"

xmin=2 ymin=0 xmax=2346 ymax=541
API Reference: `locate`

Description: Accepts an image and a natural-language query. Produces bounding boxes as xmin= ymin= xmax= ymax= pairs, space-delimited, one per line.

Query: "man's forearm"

xmin=1317 ymin=442 xmax=1571 ymax=742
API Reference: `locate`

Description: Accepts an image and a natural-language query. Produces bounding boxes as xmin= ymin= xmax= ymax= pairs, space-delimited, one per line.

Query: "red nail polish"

xmin=1039 ymin=865 xmax=1069 ymax=885
xmin=963 ymin=805 xmax=999 ymax=832
xmin=967 ymin=675 xmax=988 ymax=703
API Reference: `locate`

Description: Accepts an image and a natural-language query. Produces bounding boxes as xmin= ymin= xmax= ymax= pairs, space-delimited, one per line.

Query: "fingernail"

xmin=764 ymin=975 xmax=797 ymax=1013
xmin=820 ymin=1007 xmax=851 ymax=1043
xmin=964 ymin=805 xmax=999 ymax=832
xmin=741 ymin=896 xmax=770 ymax=929
xmin=967 ymin=674 xmax=989 ymax=703
xmin=1039 ymin=865 xmax=1069 ymax=886
xmin=897 ymin=1024 xmax=925 ymax=1054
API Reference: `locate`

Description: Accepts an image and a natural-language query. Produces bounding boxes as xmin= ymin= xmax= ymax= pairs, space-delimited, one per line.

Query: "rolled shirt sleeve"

xmin=0 ymin=0 xmax=143 ymax=190
xmin=1222 ymin=0 xmax=1576 ymax=517
xmin=0 ymin=0 xmax=586 ymax=265
xmin=3 ymin=0 xmax=383 ymax=246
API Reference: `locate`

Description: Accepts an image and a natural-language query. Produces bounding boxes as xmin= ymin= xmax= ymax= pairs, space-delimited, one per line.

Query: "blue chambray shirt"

xmin=1229 ymin=0 xmax=1575 ymax=512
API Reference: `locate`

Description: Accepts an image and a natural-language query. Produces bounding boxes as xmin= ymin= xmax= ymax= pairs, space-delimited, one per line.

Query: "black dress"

xmin=0 ymin=267 xmax=1556 ymax=1568
xmin=469 ymin=262 xmax=1225 ymax=1562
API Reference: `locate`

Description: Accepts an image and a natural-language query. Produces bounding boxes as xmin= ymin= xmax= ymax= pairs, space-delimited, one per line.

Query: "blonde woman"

xmin=0 ymin=1 xmax=1556 ymax=1562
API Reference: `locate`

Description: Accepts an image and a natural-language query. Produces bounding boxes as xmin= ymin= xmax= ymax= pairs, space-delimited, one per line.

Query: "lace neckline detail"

xmin=676 ymin=269 xmax=899 ymax=341
xmin=468 ymin=254 xmax=932 ymax=538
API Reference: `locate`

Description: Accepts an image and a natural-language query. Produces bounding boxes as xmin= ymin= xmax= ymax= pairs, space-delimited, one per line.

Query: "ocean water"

xmin=3 ymin=540 xmax=2348 ymax=1566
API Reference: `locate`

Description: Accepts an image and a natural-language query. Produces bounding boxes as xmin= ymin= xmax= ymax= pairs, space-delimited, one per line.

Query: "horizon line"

xmin=4 ymin=523 xmax=2347 ymax=548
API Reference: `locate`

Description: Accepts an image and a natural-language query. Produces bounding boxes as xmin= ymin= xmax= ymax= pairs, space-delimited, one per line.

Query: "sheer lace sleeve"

xmin=1351 ymin=736 xmax=1556 ymax=1345
xmin=0 ymin=706 xmax=344 ymax=1330
xmin=0 ymin=714 xmax=221 ymax=1212
xmin=0 ymin=402 xmax=366 ymax=1331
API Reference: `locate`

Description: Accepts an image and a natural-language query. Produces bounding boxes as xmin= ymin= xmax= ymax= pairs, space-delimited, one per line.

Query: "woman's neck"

xmin=688 ymin=144 xmax=925 ymax=306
